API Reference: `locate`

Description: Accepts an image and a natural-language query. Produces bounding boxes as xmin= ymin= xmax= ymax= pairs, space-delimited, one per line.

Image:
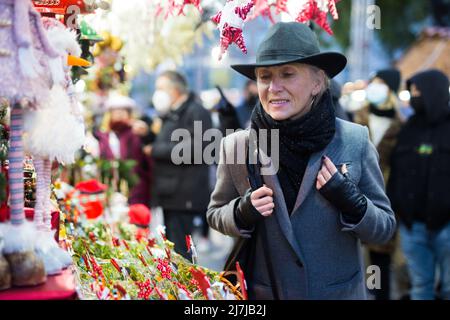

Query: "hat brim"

xmin=231 ymin=52 xmax=347 ymax=80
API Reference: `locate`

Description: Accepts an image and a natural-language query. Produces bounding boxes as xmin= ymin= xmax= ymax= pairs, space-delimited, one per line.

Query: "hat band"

xmin=257 ymin=50 xmax=319 ymax=63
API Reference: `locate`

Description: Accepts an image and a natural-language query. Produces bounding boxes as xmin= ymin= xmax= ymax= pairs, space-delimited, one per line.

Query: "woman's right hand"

xmin=250 ymin=185 xmax=275 ymax=217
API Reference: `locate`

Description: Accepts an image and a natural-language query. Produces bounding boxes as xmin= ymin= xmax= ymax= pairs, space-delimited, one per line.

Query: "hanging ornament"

xmin=212 ymin=0 xmax=255 ymax=60
xmin=296 ymin=0 xmax=339 ymax=35
xmin=250 ymin=0 xmax=275 ymax=23
xmin=158 ymin=0 xmax=203 ymax=18
xmin=178 ymin=0 xmax=203 ymax=15
xmin=274 ymin=0 xmax=288 ymax=14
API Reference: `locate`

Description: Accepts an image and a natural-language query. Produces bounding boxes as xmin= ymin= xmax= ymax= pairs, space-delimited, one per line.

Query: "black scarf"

xmin=250 ymin=90 xmax=336 ymax=213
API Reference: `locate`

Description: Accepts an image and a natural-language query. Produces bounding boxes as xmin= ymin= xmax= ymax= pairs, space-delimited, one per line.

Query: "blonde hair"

xmin=308 ymin=65 xmax=330 ymax=100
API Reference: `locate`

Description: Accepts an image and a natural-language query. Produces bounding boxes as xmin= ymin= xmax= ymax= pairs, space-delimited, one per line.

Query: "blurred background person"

xmin=95 ymin=94 xmax=153 ymax=208
xmin=235 ymin=80 xmax=259 ymax=129
xmin=353 ymin=68 xmax=404 ymax=300
xmin=214 ymin=86 xmax=242 ymax=136
xmin=132 ymin=102 xmax=159 ymax=158
xmin=149 ymin=70 xmax=213 ymax=259
xmin=330 ymin=79 xmax=351 ymax=121
xmin=387 ymin=69 xmax=450 ymax=300
xmin=338 ymin=80 xmax=368 ymax=122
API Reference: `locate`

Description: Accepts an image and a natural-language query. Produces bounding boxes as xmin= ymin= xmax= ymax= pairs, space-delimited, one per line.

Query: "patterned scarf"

xmin=250 ymin=90 xmax=336 ymax=213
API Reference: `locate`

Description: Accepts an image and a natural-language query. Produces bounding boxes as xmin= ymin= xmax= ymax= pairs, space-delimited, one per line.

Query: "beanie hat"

xmin=372 ymin=69 xmax=401 ymax=93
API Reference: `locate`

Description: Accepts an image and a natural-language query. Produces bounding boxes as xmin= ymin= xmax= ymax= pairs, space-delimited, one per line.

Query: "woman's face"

xmin=110 ymin=108 xmax=131 ymax=123
xmin=255 ymin=63 xmax=320 ymax=121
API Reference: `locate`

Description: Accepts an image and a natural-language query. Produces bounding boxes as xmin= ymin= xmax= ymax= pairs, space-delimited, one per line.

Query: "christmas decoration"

xmin=106 ymin=0 xmax=213 ymax=74
xmin=211 ymin=0 xmax=254 ymax=59
xmin=159 ymin=0 xmax=203 ymax=18
xmin=64 ymin=217 xmax=241 ymax=300
xmin=0 ymin=233 xmax=12 ymax=290
xmin=20 ymin=17 xmax=89 ymax=276
xmin=128 ymin=204 xmax=151 ymax=241
xmin=250 ymin=0 xmax=289 ymax=22
xmin=211 ymin=0 xmax=341 ymax=58
xmin=0 ymin=0 xmax=64 ymax=107
xmin=72 ymin=179 xmax=107 ymax=220
xmin=295 ymin=0 xmax=339 ymax=35
xmin=0 ymin=3 xmax=64 ymax=276
xmin=32 ymin=0 xmax=110 ymax=19
xmin=250 ymin=0 xmax=276 ymax=23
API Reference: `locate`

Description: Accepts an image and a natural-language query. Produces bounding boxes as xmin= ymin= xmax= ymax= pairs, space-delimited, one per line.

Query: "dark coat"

xmin=152 ymin=93 xmax=213 ymax=212
xmin=387 ymin=70 xmax=450 ymax=230
xmin=96 ymin=126 xmax=153 ymax=206
xmin=207 ymin=119 xmax=396 ymax=300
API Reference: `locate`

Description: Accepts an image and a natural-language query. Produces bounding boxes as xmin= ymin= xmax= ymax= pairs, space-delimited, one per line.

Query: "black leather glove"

xmin=319 ymin=171 xmax=367 ymax=224
xmin=234 ymin=188 xmax=264 ymax=229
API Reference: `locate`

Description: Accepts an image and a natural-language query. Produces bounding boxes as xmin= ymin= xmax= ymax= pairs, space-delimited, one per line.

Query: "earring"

xmin=310 ymin=94 xmax=317 ymax=109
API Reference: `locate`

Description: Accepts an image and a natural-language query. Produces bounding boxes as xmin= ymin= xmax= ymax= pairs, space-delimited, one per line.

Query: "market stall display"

xmin=0 ymin=0 xmax=343 ymax=300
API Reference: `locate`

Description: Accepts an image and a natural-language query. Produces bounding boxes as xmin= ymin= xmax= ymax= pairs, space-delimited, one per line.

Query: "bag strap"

xmin=246 ymin=137 xmax=280 ymax=300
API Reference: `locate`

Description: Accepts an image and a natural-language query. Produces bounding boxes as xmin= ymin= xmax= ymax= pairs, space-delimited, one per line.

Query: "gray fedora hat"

xmin=231 ymin=22 xmax=347 ymax=80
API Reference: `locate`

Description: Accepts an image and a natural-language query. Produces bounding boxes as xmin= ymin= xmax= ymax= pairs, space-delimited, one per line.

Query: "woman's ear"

xmin=312 ymin=82 xmax=321 ymax=96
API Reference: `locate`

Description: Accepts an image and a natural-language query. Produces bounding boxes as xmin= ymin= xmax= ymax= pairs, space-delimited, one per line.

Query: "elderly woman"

xmin=207 ymin=22 xmax=396 ymax=300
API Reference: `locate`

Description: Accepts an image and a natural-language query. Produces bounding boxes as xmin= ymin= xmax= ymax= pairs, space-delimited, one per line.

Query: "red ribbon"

xmin=236 ymin=262 xmax=248 ymax=300
xmin=110 ymin=258 xmax=121 ymax=273
xmin=138 ymin=254 xmax=148 ymax=267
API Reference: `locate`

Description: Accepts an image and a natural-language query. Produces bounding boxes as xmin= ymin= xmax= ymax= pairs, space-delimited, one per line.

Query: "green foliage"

xmin=374 ymin=0 xmax=429 ymax=54
xmin=97 ymin=158 xmax=139 ymax=192
xmin=0 ymin=173 xmax=6 ymax=203
xmin=70 ymin=220 xmax=234 ymax=300
xmin=330 ymin=0 xmax=430 ymax=54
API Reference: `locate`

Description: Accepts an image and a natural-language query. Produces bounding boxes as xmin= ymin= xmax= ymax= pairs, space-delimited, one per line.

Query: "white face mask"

xmin=339 ymin=91 xmax=366 ymax=112
xmin=152 ymin=90 xmax=172 ymax=116
xmin=366 ymin=83 xmax=389 ymax=106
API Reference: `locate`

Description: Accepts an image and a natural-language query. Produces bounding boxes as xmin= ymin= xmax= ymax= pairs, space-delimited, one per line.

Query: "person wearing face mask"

xmin=149 ymin=70 xmax=213 ymax=260
xmin=387 ymin=69 xmax=450 ymax=300
xmin=354 ymin=69 xmax=404 ymax=300
xmin=96 ymin=94 xmax=153 ymax=207
xmin=356 ymin=69 xmax=404 ymax=150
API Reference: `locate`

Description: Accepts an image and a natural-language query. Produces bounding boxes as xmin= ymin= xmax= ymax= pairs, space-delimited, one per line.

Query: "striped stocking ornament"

xmin=8 ymin=105 xmax=25 ymax=225
xmin=42 ymin=159 xmax=52 ymax=233
xmin=33 ymin=158 xmax=45 ymax=230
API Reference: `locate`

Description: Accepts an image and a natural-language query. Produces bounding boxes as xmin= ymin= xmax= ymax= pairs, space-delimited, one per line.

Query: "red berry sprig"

xmin=156 ymin=258 xmax=173 ymax=280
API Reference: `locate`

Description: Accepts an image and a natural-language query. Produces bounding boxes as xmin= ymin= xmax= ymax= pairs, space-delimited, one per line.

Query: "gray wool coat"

xmin=207 ymin=118 xmax=396 ymax=300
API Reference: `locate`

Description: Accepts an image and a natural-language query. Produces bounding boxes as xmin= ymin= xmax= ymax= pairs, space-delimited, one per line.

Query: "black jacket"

xmin=387 ymin=70 xmax=450 ymax=230
xmin=151 ymin=93 xmax=213 ymax=212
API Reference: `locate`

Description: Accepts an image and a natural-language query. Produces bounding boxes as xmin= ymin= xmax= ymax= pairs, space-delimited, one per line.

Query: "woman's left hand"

xmin=315 ymin=155 xmax=367 ymax=223
xmin=316 ymin=155 xmax=338 ymax=190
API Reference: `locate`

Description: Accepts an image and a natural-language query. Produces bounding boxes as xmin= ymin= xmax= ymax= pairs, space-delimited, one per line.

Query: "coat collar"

xmin=259 ymin=122 xmax=342 ymax=261
xmin=261 ymin=121 xmax=342 ymax=216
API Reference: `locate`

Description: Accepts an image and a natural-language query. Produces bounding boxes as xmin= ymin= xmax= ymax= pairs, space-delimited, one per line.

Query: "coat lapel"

xmin=263 ymin=172 xmax=305 ymax=261
xmin=291 ymin=133 xmax=340 ymax=216
xmin=249 ymin=125 xmax=342 ymax=261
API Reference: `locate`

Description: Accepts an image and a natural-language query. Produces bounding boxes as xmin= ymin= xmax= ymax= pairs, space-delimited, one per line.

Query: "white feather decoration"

xmin=2 ymin=221 xmax=37 ymax=254
xmin=23 ymin=85 xmax=86 ymax=164
xmin=46 ymin=26 xmax=82 ymax=57
xmin=48 ymin=56 xmax=65 ymax=86
xmin=18 ymin=46 xmax=43 ymax=79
